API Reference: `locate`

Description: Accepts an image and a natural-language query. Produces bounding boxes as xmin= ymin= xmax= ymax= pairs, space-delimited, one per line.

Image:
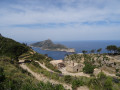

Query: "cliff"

xmin=30 ymin=39 xmax=75 ymax=52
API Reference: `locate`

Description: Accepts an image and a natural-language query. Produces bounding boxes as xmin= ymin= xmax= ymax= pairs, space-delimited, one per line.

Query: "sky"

xmin=0 ymin=0 xmax=120 ymax=41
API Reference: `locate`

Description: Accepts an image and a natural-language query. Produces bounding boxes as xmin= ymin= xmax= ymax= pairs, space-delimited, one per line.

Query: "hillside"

xmin=0 ymin=35 xmax=29 ymax=61
xmin=0 ymin=35 xmax=120 ymax=90
xmin=0 ymin=35 xmax=65 ymax=90
xmin=30 ymin=39 xmax=75 ymax=52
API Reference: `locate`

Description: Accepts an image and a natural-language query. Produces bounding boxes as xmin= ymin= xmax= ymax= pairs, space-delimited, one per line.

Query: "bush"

xmin=116 ymin=73 xmax=120 ymax=77
xmin=88 ymin=78 xmax=100 ymax=89
xmin=64 ymin=75 xmax=72 ymax=84
xmin=0 ymin=67 xmax=5 ymax=82
xmin=72 ymin=79 xmax=84 ymax=90
xmin=97 ymin=72 xmax=106 ymax=79
xmin=116 ymin=69 xmax=119 ymax=73
xmin=30 ymin=61 xmax=42 ymax=69
xmin=83 ymin=63 xmax=95 ymax=74
xmin=104 ymin=77 xmax=113 ymax=90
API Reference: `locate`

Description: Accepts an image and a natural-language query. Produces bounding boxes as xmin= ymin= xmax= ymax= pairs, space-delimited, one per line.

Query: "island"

xmin=30 ymin=39 xmax=75 ymax=52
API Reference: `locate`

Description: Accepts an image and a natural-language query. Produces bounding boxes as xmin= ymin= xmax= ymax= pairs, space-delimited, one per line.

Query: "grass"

xmin=0 ymin=57 xmax=66 ymax=90
xmin=26 ymin=61 xmax=65 ymax=83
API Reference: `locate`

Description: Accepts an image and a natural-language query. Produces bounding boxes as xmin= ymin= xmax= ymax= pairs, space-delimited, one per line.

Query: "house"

xmin=66 ymin=63 xmax=84 ymax=73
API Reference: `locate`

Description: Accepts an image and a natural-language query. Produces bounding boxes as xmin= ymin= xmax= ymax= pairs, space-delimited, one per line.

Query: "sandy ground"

xmin=107 ymin=55 xmax=120 ymax=63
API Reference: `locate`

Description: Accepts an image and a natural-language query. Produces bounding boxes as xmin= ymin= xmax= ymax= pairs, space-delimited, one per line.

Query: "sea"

xmin=26 ymin=40 xmax=120 ymax=60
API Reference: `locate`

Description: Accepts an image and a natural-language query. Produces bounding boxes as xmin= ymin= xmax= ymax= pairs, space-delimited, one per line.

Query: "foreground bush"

xmin=72 ymin=79 xmax=84 ymax=90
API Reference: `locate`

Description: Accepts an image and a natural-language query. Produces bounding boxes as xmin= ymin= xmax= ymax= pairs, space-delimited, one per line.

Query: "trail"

xmin=35 ymin=61 xmax=54 ymax=73
xmin=20 ymin=62 xmax=72 ymax=90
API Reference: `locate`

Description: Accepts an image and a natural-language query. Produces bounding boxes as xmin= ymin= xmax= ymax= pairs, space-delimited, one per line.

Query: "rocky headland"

xmin=30 ymin=39 xmax=75 ymax=52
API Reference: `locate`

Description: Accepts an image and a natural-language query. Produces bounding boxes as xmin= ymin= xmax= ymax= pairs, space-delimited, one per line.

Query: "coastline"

xmin=30 ymin=46 xmax=75 ymax=53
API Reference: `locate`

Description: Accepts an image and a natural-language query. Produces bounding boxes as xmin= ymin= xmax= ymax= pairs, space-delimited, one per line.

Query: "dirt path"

xmin=35 ymin=61 xmax=54 ymax=73
xmin=94 ymin=68 xmax=116 ymax=77
xmin=20 ymin=63 xmax=72 ymax=90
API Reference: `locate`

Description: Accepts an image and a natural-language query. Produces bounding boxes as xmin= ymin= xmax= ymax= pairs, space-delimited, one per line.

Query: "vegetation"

xmin=72 ymin=79 xmax=84 ymax=90
xmin=106 ymin=45 xmax=120 ymax=54
xmin=106 ymin=45 xmax=118 ymax=54
xmin=88 ymin=72 xmax=120 ymax=90
xmin=83 ymin=63 xmax=95 ymax=74
xmin=0 ymin=57 xmax=65 ymax=90
xmin=0 ymin=36 xmax=29 ymax=61
xmin=0 ymin=34 xmax=120 ymax=90
xmin=82 ymin=50 xmax=87 ymax=54
xmin=26 ymin=52 xmax=62 ymax=73
xmin=97 ymin=48 xmax=102 ymax=54
xmin=26 ymin=60 xmax=90 ymax=86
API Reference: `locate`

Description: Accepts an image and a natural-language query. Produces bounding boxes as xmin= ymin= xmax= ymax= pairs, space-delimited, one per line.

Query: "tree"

xmin=90 ymin=49 xmax=95 ymax=54
xmin=83 ymin=63 xmax=95 ymax=74
xmin=97 ymin=48 xmax=102 ymax=54
xmin=82 ymin=50 xmax=87 ymax=54
xmin=106 ymin=45 xmax=117 ymax=54
xmin=117 ymin=47 xmax=120 ymax=54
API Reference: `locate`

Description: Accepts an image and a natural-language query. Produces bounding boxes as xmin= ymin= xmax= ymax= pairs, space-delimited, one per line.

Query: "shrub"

xmin=31 ymin=61 xmax=41 ymax=68
xmin=64 ymin=75 xmax=72 ymax=84
xmin=97 ymin=72 xmax=106 ymax=79
xmin=116 ymin=73 xmax=120 ymax=77
xmin=83 ymin=63 xmax=95 ymax=74
xmin=0 ymin=67 xmax=5 ymax=82
xmin=72 ymin=79 xmax=84 ymax=90
xmin=116 ymin=69 xmax=119 ymax=73
xmin=104 ymin=77 xmax=113 ymax=90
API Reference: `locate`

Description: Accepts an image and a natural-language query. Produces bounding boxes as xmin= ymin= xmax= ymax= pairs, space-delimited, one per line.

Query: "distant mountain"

xmin=30 ymin=39 xmax=75 ymax=52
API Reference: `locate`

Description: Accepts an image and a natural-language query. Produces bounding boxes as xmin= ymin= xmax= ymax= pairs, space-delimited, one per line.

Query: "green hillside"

xmin=0 ymin=35 xmax=65 ymax=90
xmin=0 ymin=35 xmax=29 ymax=61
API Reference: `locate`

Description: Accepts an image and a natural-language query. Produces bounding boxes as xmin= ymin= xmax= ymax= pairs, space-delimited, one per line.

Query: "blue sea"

xmin=30 ymin=40 xmax=120 ymax=60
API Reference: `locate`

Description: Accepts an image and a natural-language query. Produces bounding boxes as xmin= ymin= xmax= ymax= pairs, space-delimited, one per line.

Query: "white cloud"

xmin=0 ymin=0 xmax=120 ymax=41
xmin=0 ymin=0 xmax=120 ymax=25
